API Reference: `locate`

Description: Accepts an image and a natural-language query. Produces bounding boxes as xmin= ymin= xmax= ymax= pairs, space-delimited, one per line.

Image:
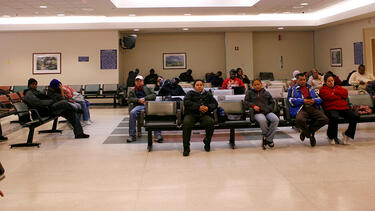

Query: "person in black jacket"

xmin=244 ymin=79 xmax=279 ymax=149
xmin=182 ymin=79 xmax=218 ymax=156
xmin=237 ymin=68 xmax=250 ymax=84
xmin=144 ymin=68 xmax=159 ymax=85
xmin=158 ymin=77 xmax=186 ymax=97
xmin=179 ymin=69 xmax=194 ymax=83
xmin=24 ymin=78 xmax=89 ymax=139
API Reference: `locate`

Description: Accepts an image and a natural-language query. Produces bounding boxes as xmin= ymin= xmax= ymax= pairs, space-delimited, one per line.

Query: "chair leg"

xmin=137 ymin=122 xmax=142 ymax=137
xmin=39 ymin=118 xmax=63 ymax=134
xmin=147 ymin=130 xmax=153 ymax=152
xmin=229 ymin=128 xmax=235 ymax=149
xmin=10 ymin=127 xmax=40 ymax=148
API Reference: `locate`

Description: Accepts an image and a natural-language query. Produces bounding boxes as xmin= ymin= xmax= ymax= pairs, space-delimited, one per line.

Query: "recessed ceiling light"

xmin=82 ymin=8 xmax=94 ymax=11
xmin=300 ymin=3 xmax=309 ymax=6
xmin=293 ymin=6 xmax=304 ymax=9
xmin=128 ymin=14 xmax=136 ymax=17
xmin=184 ymin=13 xmax=192 ymax=16
xmin=57 ymin=14 xmax=65 ymax=17
xmin=40 ymin=5 xmax=48 ymax=9
xmin=277 ymin=27 xmax=284 ymax=30
xmin=133 ymin=29 xmax=140 ymax=31
xmin=183 ymin=28 xmax=189 ymax=31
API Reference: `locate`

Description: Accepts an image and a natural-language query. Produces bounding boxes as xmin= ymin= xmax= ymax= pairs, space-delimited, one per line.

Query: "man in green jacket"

xmin=127 ymin=75 xmax=163 ymax=143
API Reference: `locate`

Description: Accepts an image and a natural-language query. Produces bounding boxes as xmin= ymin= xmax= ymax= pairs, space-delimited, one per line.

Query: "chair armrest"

xmin=29 ymin=109 xmax=43 ymax=124
xmin=248 ymin=108 xmax=256 ymax=123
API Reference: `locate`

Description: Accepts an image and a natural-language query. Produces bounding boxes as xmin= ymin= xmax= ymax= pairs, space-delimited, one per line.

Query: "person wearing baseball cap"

xmin=127 ymin=75 xmax=163 ymax=143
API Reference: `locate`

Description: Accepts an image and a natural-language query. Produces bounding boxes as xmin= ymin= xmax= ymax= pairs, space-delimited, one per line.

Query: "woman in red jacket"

xmin=319 ymin=75 xmax=359 ymax=145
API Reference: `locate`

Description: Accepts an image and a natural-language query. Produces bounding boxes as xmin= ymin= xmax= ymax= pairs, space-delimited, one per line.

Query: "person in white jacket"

xmin=349 ymin=65 xmax=375 ymax=90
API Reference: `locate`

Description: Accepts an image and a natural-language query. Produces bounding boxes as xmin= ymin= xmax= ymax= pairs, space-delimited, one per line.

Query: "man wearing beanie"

xmin=24 ymin=78 xmax=89 ymax=139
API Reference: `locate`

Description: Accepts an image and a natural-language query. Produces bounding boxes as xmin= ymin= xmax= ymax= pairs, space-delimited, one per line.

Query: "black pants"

xmin=183 ymin=114 xmax=215 ymax=148
xmin=51 ymin=100 xmax=83 ymax=136
xmin=325 ymin=109 xmax=359 ymax=139
xmin=296 ymin=106 xmax=328 ymax=135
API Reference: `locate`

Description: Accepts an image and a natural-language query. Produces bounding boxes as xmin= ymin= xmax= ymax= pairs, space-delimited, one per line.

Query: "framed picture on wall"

xmin=163 ymin=53 xmax=187 ymax=69
xmin=32 ymin=53 xmax=61 ymax=74
xmin=330 ymin=48 xmax=342 ymax=67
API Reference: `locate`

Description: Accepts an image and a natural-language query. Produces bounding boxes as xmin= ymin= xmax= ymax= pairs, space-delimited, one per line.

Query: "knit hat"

xmin=28 ymin=78 xmax=37 ymax=87
xmin=49 ymin=79 xmax=61 ymax=89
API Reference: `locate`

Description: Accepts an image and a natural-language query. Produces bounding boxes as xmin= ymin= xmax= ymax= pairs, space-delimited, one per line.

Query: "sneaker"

xmin=342 ymin=132 xmax=350 ymax=145
xmin=126 ymin=136 xmax=136 ymax=143
xmin=203 ymin=138 xmax=210 ymax=152
xmin=328 ymin=138 xmax=335 ymax=145
xmin=83 ymin=121 xmax=91 ymax=125
xmin=155 ymin=134 xmax=163 ymax=143
xmin=310 ymin=133 xmax=316 ymax=147
xmin=267 ymin=140 xmax=275 ymax=148
xmin=75 ymin=133 xmax=90 ymax=139
xmin=88 ymin=119 xmax=94 ymax=123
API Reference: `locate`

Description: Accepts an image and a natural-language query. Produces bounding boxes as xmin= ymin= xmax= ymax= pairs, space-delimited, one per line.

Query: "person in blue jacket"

xmin=287 ymin=73 xmax=328 ymax=146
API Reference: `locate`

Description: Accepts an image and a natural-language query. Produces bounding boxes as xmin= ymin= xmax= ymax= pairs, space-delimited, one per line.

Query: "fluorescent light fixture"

xmin=300 ymin=3 xmax=309 ymax=6
xmin=183 ymin=28 xmax=189 ymax=31
xmin=110 ymin=0 xmax=260 ymax=8
xmin=277 ymin=27 xmax=284 ymax=30
xmin=40 ymin=5 xmax=48 ymax=9
xmin=293 ymin=6 xmax=304 ymax=9
xmin=133 ymin=28 xmax=140 ymax=31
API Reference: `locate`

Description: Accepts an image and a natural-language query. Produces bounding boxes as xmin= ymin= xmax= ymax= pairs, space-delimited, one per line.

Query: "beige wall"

xmin=121 ymin=32 xmax=226 ymax=81
xmin=225 ymin=32 xmax=254 ymax=79
xmin=253 ymin=31 xmax=314 ymax=80
xmin=0 ymin=30 xmax=119 ymax=86
xmin=315 ymin=17 xmax=375 ymax=80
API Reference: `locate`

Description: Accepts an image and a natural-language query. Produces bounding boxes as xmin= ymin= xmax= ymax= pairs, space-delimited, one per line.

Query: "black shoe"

xmin=267 ymin=141 xmax=274 ymax=148
xmin=310 ymin=133 xmax=316 ymax=147
xmin=300 ymin=132 xmax=306 ymax=142
xmin=334 ymin=138 xmax=340 ymax=145
xmin=75 ymin=133 xmax=90 ymax=139
xmin=261 ymin=135 xmax=266 ymax=150
xmin=155 ymin=134 xmax=163 ymax=143
xmin=126 ymin=136 xmax=136 ymax=143
xmin=183 ymin=148 xmax=190 ymax=156
xmin=0 ymin=136 xmax=8 ymax=141
xmin=203 ymin=138 xmax=210 ymax=152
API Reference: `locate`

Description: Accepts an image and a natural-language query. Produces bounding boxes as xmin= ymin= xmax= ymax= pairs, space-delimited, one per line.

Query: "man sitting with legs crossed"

xmin=288 ymin=73 xmax=328 ymax=146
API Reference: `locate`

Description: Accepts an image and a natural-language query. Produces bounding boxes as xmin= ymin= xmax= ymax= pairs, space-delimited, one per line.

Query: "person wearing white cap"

xmin=289 ymin=70 xmax=300 ymax=87
xmin=127 ymin=75 xmax=163 ymax=143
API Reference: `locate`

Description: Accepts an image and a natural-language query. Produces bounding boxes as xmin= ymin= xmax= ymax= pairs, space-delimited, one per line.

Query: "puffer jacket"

xmin=183 ymin=90 xmax=218 ymax=116
xmin=244 ymin=88 xmax=275 ymax=114
xmin=287 ymin=83 xmax=322 ymax=118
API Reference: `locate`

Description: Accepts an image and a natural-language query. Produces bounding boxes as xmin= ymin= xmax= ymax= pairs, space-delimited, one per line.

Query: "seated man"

xmin=144 ymin=68 xmax=159 ymax=85
xmin=127 ymin=75 xmax=163 ymax=143
xmin=349 ymin=64 xmax=375 ymax=90
xmin=308 ymin=68 xmax=324 ymax=90
xmin=222 ymin=69 xmax=246 ymax=94
xmin=179 ymin=69 xmax=194 ymax=83
xmin=287 ymin=73 xmax=328 ymax=146
xmin=158 ymin=77 xmax=186 ymax=97
xmin=366 ymin=80 xmax=375 ymax=97
xmin=24 ymin=78 xmax=89 ymax=139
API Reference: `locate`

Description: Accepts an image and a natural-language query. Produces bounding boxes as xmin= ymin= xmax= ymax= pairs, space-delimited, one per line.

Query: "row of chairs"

xmin=140 ymin=93 xmax=375 ymax=151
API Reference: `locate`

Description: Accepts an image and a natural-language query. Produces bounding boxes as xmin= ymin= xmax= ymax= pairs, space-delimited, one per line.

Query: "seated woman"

xmin=182 ymin=80 xmax=218 ymax=156
xmin=244 ymin=79 xmax=279 ymax=149
xmin=61 ymin=83 xmax=92 ymax=125
xmin=319 ymin=75 xmax=360 ymax=145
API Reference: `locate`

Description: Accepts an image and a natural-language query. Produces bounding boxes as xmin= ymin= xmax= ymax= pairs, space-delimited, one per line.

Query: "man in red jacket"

xmin=222 ymin=69 xmax=246 ymax=93
xmin=319 ymin=74 xmax=359 ymax=145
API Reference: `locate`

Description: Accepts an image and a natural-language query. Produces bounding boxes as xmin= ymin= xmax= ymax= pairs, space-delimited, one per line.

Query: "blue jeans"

xmin=76 ymin=100 xmax=90 ymax=121
xmin=254 ymin=112 xmax=279 ymax=142
xmin=129 ymin=105 xmax=161 ymax=137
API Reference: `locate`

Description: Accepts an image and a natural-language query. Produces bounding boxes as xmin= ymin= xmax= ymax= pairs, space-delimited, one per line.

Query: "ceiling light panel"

xmin=110 ymin=0 xmax=260 ymax=8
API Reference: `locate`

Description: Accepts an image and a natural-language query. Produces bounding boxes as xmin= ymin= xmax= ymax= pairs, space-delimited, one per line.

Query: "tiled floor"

xmin=1 ymin=107 xmax=375 ymax=210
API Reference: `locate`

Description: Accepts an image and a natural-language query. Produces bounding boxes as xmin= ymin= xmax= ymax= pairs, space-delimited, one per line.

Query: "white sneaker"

xmin=342 ymin=132 xmax=351 ymax=145
xmin=328 ymin=139 xmax=335 ymax=145
xmin=88 ymin=119 xmax=94 ymax=123
xmin=83 ymin=121 xmax=91 ymax=125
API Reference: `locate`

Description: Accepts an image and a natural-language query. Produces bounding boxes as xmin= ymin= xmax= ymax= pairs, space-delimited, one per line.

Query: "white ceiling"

xmin=0 ymin=0 xmax=374 ymax=32
xmin=0 ymin=0 xmax=345 ymax=17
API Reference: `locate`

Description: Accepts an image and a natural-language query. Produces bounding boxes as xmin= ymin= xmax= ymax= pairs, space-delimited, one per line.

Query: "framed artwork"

xmin=33 ymin=53 xmax=61 ymax=74
xmin=163 ymin=53 xmax=187 ymax=69
xmin=330 ymin=48 xmax=342 ymax=67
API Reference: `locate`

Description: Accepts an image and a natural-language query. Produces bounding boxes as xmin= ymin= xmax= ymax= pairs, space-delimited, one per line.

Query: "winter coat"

xmin=287 ymin=84 xmax=322 ymax=118
xmin=319 ymin=85 xmax=349 ymax=111
xmin=158 ymin=83 xmax=186 ymax=96
xmin=127 ymin=86 xmax=156 ymax=105
xmin=244 ymin=88 xmax=275 ymax=114
xmin=183 ymin=90 xmax=218 ymax=116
